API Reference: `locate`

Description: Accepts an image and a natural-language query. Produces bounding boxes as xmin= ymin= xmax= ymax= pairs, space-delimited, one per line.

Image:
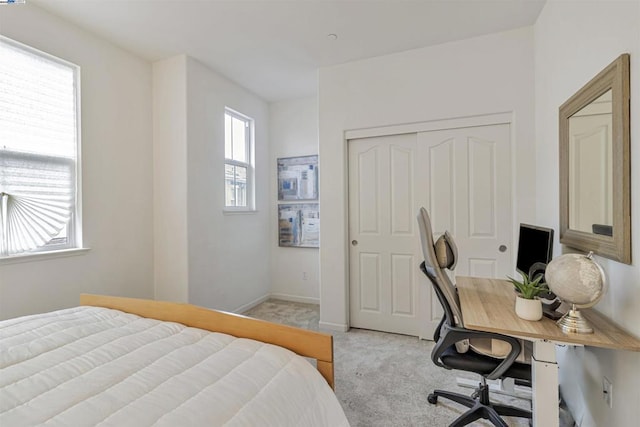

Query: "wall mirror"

xmin=559 ymin=53 xmax=630 ymax=264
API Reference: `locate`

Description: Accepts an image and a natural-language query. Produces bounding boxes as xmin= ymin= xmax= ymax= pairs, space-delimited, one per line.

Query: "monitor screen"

xmin=516 ymin=224 xmax=554 ymax=277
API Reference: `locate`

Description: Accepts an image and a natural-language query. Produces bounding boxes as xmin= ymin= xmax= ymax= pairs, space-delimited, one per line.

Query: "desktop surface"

xmin=456 ymin=276 xmax=640 ymax=352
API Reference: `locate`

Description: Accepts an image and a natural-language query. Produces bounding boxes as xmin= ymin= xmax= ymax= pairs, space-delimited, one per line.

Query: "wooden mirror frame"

xmin=559 ymin=53 xmax=630 ymax=264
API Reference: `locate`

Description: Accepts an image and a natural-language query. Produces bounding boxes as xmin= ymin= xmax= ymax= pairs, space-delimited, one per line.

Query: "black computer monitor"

xmin=516 ymin=224 xmax=554 ymax=277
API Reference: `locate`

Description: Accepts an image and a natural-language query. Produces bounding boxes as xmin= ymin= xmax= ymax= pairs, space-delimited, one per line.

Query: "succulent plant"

xmin=507 ymin=269 xmax=549 ymax=300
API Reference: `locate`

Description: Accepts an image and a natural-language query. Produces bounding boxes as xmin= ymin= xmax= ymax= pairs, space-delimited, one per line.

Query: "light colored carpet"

xmin=245 ymin=299 xmax=574 ymax=427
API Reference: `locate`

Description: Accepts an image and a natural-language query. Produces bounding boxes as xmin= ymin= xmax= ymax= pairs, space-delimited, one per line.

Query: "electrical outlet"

xmin=302 ymin=272 xmax=308 ymax=280
xmin=603 ymin=377 xmax=613 ymax=408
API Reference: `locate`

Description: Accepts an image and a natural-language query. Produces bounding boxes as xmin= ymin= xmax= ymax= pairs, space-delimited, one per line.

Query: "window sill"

xmin=0 ymin=248 xmax=90 ymax=266
xmin=223 ymin=209 xmax=258 ymax=215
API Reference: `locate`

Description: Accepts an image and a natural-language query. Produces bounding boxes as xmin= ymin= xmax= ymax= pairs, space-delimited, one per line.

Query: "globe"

xmin=544 ymin=252 xmax=606 ymax=334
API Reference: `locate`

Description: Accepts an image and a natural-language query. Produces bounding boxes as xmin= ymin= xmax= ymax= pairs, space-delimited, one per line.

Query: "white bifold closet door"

xmin=348 ymin=124 xmax=512 ymax=338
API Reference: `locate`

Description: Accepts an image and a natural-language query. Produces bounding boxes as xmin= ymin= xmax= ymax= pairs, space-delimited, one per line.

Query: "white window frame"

xmin=224 ymin=107 xmax=255 ymax=212
xmin=0 ymin=36 xmax=83 ymax=259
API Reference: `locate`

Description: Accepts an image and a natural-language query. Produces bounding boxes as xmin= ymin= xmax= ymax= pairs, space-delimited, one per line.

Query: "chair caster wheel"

xmin=427 ymin=394 xmax=438 ymax=404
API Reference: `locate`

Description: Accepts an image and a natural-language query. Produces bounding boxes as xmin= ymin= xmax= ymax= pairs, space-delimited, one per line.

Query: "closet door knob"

xmin=352 ymin=240 xmax=358 ymax=246
xmin=499 ymin=245 xmax=507 ymax=253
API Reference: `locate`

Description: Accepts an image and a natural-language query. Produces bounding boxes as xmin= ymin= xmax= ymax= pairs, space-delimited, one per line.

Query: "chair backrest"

xmin=417 ymin=207 xmax=464 ymax=328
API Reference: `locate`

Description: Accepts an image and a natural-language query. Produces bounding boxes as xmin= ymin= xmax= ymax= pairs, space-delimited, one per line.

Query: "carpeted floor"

xmin=245 ymin=299 xmax=574 ymax=427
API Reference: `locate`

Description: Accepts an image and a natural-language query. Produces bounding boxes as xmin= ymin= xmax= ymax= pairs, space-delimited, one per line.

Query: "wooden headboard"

xmin=80 ymin=294 xmax=334 ymax=389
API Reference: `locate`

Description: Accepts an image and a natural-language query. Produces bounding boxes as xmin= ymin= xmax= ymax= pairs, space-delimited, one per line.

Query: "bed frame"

xmin=80 ymin=294 xmax=334 ymax=389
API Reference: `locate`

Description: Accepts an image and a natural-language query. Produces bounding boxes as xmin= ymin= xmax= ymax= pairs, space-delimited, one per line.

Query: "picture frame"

xmin=278 ymin=203 xmax=319 ymax=248
xmin=277 ymin=155 xmax=318 ymax=201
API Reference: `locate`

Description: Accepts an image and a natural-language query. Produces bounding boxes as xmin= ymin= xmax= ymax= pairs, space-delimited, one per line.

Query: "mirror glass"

xmin=559 ymin=54 xmax=630 ymax=264
xmin=568 ymin=90 xmax=613 ymax=235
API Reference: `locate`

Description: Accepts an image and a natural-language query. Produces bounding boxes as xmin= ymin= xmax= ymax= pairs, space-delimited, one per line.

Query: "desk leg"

xmin=532 ymin=340 xmax=559 ymax=427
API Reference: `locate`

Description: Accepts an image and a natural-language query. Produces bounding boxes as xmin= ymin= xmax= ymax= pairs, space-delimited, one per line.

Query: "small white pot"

xmin=515 ymin=296 xmax=543 ymax=321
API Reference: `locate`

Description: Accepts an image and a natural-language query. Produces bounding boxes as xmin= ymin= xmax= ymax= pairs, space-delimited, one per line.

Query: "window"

xmin=224 ymin=108 xmax=254 ymax=210
xmin=0 ymin=36 xmax=81 ymax=257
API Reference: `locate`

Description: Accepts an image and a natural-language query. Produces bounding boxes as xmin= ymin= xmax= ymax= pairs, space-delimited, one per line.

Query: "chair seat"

xmin=440 ymin=345 xmax=532 ymax=381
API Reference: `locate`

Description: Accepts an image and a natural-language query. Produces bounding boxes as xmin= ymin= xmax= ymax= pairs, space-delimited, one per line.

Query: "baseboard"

xmin=233 ymin=294 xmax=270 ymax=314
xmin=235 ymin=295 xmax=349 ymax=332
xmin=319 ymin=321 xmax=349 ymax=332
xmin=269 ymin=293 xmax=319 ymax=305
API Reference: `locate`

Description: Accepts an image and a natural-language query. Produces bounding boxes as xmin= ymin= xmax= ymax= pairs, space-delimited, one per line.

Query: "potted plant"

xmin=507 ymin=270 xmax=549 ymax=321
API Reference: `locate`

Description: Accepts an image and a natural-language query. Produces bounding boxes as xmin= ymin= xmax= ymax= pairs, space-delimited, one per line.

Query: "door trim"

xmin=345 ymin=112 xmax=513 ymax=140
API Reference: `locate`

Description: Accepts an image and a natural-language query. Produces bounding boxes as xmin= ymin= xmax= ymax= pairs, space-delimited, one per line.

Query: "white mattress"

xmin=0 ymin=306 xmax=349 ymax=427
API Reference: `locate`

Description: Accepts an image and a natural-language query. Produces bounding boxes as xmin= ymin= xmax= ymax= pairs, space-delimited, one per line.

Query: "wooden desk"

xmin=456 ymin=276 xmax=640 ymax=427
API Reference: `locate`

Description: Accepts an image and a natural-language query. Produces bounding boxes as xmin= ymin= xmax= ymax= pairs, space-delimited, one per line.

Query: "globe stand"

xmin=557 ymin=304 xmax=593 ymax=334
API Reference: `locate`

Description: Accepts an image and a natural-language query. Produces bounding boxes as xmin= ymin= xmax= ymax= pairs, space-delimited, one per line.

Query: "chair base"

xmin=428 ymin=382 xmax=531 ymax=427
xmin=456 ymin=376 xmax=532 ymax=401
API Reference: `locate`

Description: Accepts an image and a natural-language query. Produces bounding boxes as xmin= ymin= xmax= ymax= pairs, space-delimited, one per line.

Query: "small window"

xmin=224 ymin=108 xmax=254 ymax=210
xmin=0 ymin=36 xmax=82 ymax=258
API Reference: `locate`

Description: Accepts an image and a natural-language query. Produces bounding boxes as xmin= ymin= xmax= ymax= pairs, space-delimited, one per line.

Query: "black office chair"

xmin=417 ymin=207 xmax=532 ymax=427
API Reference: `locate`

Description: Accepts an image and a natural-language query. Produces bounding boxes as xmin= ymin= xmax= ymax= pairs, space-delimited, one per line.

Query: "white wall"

xmin=185 ymin=57 xmax=271 ymax=313
xmin=318 ymin=27 xmax=536 ymax=330
xmin=0 ymin=4 xmax=154 ymax=319
xmin=269 ymin=97 xmax=320 ymax=303
xmin=534 ymin=1 xmax=640 ymax=425
xmin=153 ymin=56 xmax=189 ymax=303
xmin=151 ymin=56 xmax=271 ymax=312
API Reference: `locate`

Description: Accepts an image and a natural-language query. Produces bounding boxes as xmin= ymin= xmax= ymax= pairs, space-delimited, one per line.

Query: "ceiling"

xmin=32 ymin=0 xmax=546 ymax=102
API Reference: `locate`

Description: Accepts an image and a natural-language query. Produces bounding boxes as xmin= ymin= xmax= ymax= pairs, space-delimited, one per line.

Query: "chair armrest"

xmin=432 ymin=324 xmax=522 ymax=380
xmin=433 ymin=315 xmax=446 ymax=342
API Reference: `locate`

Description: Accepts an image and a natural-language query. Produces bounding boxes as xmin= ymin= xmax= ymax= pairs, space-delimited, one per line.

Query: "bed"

xmin=0 ymin=294 xmax=349 ymax=426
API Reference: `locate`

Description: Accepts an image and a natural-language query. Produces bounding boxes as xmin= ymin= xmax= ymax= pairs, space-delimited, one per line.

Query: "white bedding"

xmin=0 ymin=306 xmax=349 ymax=427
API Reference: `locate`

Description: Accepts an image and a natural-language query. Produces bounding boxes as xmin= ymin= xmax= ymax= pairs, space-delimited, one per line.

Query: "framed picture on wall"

xmin=278 ymin=203 xmax=319 ymax=248
xmin=277 ymin=155 xmax=318 ymax=201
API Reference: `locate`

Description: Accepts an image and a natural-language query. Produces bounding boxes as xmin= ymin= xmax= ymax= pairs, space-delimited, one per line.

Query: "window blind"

xmin=0 ymin=37 xmax=78 ymax=256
